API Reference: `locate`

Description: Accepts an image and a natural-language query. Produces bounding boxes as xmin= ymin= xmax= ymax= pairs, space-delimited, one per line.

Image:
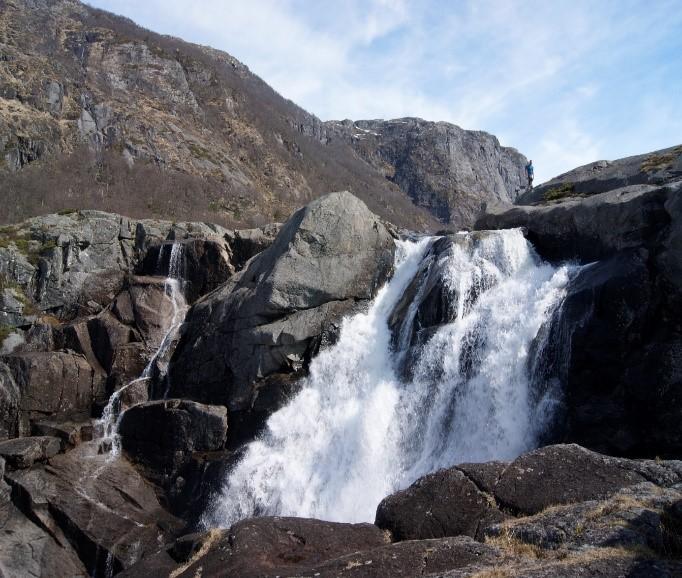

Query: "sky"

xmin=86 ymin=0 xmax=682 ymax=184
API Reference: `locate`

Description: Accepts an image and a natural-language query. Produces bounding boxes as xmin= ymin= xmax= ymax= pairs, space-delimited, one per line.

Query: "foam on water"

xmin=204 ymin=229 xmax=573 ymax=527
xmin=97 ymin=242 xmax=188 ymax=456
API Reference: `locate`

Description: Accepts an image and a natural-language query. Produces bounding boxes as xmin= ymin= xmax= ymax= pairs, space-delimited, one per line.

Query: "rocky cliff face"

xmin=324 ymin=117 xmax=528 ymax=225
xmin=477 ymin=162 xmax=682 ymax=457
xmin=0 ymin=183 xmax=681 ymax=575
xmin=0 ymin=0 xmax=526 ymax=231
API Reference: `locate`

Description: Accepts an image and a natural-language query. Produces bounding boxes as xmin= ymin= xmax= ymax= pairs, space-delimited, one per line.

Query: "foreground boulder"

xmin=376 ymin=445 xmax=682 ymax=541
xmin=375 ymin=467 xmax=506 ymax=541
xmin=166 ymin=192 xmax=395 ymax=440
xmin=120 ymin=517 xmax=502 ymax=578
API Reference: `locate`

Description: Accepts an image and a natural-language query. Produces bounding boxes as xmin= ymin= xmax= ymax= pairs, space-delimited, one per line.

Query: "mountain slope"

xmin=0 ymin=0 xmax=526 ymax=230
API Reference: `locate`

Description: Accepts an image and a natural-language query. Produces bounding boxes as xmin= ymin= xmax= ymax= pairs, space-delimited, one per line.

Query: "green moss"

xmin=0 ymin=275 xmax=39 ymax=316
xmin=0 ymin=325 xmax=13 ymax=344
xmin=57 ymin=208 xmax=78 ymax=216
xmin=0 ymin=227 xmax=30 ymax=252
xmin=544 ymin=182 xmax=576 ymax=202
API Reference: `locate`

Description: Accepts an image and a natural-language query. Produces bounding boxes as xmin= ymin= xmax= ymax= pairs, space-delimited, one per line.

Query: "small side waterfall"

xmin=204 ymin=229 xmax=575 ymax=527
xmin=98 ymin=242 xmax=189 ymax=456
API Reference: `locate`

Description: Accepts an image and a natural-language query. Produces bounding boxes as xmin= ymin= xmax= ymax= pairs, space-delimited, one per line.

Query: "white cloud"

xmin=88 ymin=0 xmax=682 ymax=181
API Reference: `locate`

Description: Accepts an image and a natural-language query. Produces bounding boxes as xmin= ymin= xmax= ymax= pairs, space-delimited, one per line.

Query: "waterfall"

xmin=204 ymin=229 xmax=575 ymax=527
xmin=98 ymin=242 xmax=189 ymax=456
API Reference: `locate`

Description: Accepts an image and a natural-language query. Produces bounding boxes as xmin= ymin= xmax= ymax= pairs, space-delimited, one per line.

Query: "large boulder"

xmin=375 ymin=467 xmax=506 ymax=542
xmin=118 ymin=399 xmax=228 ymax=485
xmin=492 ymin=445 xmax=649 ymax=514
xmin=166 ymin=192 xmax=395 ymax=425
xmin=2 ymin=351 xmax=105 ymax=436
xmin=375 ymin=445 xmax=682 ymax=543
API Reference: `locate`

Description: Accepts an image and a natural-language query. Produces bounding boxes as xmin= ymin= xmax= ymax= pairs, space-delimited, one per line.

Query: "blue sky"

xmin=87 ymin=0 xmax=682 ymax=184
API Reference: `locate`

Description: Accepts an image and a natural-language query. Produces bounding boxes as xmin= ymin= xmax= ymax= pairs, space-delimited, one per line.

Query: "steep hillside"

xmin=516 ymin=144 xmax=682 ymax=205
xmin=0 ymin=0 xmax=526 ymax=230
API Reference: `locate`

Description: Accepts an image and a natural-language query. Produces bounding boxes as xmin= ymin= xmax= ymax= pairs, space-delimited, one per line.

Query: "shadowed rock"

xmin=0 ymin=436 xmax=61 ymax=469
xmin=375 ymin=467 xmax=506 ymax=542
xmin=119 ymin=399 xmax=228 ymax=484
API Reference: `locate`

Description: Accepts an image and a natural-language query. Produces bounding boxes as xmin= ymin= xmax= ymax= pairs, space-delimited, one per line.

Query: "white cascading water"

xmin=98 ymin=242 xmax=188 ymax=456
xmin=204 ymin=229 xmax=574 ymax=527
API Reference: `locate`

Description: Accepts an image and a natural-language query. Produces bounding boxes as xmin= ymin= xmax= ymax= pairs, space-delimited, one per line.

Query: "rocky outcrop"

xmin=516 ymin=144 xmax=682 ymax=205
xmin=2 ymin=351 xmax=105 ymax=437
xmin=325 ymin=117 xmax=528 ymax=226
xmin=376 ymin=445 xmax=682 ymax=540
xmin=166 ymin=192 xmax=395 ymax=440
xmin=0 ymin=435 xmax=60 ymax=468
xmin=476 ymin=183 xmax=675 ymax=263
xmin=119 ymin=399 xmax=228 ymax=485
xmin=476 ymin=178 xmax=682 ymax=456
xmin=0 ymin=500 xmax=88 ymax=578
xmin=5 ymin=445 xmax=183 ymax=575
xmin=120 ymin=517 xmax=502 ymax=578
xmin=119 ymin=444 xmax=682 ymax=577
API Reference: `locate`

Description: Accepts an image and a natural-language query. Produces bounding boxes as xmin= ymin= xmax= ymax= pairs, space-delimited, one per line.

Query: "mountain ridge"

xmin=0 ymin=0 xmax=526 ymax=230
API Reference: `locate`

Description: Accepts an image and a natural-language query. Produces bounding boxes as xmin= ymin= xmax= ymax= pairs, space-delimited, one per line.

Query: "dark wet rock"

xmin=516 ymin=144 xmax=682 ymax=205
xmin=288 ymin=535 xmax=501 ymax=577
xmin=0 ymin=435 xmax=61 ymax=469
xmin=375 ymin=467 xmax=506 ymax=541
xmin=140 ymin=238 xmax=234 ymax=303
xmin=493 ymin=445 xmax=647 ymax=514
xmin=119 ymin=399 xmax=228 ymax=485
xmin=227 ymin=223 xmax=282 ymax=270
xmin=0 ymin=360 xmax=20 ymax=439
xmin=120 ymin=517 xmax=391 ymax=578
xmin=2 ymin=351 xmax=105 ymax=436
xmin=546 ymin=251 xmax=677 ymax=455
xmin=6 ymin=444 xmax=183 ymax=575
xmin=0 ymin=500 xmax=88 ymax=578
xmin=31 ymin=418 xmax=94 ymax=449
xmin=167 ymin=192 xmax=395 ymax=420
xmin=388 ymin=232 xmax=500 ymax=361
xmin=477 ymin=179 xmax=682 ymax=457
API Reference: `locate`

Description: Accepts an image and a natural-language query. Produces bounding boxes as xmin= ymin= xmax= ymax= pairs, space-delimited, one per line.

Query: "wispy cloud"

xmin=88 ymin=0 xmax=682 ymax=183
